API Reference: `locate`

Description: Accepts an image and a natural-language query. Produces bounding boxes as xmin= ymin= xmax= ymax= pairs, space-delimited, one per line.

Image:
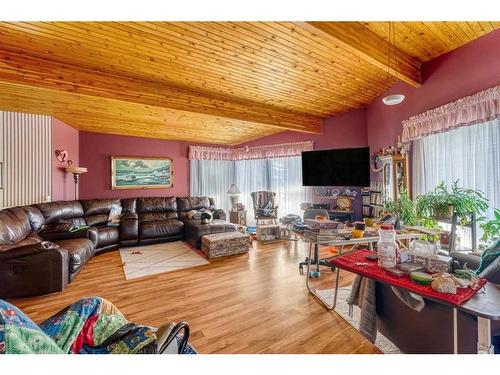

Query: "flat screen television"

xmin=302 ymin=147 xmax=370 ymax=187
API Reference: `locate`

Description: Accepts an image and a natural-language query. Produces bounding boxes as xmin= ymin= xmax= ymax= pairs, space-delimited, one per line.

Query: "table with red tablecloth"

xmin=298 ymin=231 xmax=499 ymax=353
xmin=329 ymin=249 xmax=486 ymax=306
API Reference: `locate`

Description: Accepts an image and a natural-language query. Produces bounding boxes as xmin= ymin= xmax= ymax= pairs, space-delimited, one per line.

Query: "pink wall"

xmin=240 ymin=108 xmax=368 ymax=149
xmin=52 ymin=118 xmax=79 ymax=201
xmin=367 ymin=29 xmax=500 ymax=151
xmin=78 ymin=132 xmax=216 ymax=200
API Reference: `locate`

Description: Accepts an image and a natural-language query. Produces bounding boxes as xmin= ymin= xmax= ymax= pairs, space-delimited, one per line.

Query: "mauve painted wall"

xmin=78 ymin=132 xmax=218 ymax=200
xmin=367 ymin=29 xmax=500 ymax=151
xmin=52 ymin=118 xmax=79 ymax=201
xmin=240 ymin=108 xmax=368 ymax=149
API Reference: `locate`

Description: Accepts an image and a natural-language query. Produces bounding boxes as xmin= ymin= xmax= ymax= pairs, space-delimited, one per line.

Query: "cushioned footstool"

xmin=201 ymin=231 xmax=251 ymax=259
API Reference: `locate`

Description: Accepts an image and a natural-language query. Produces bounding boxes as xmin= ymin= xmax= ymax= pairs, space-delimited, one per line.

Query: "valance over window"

xmin=189 ymin=141 xmax=314 ymax=161
xmin=402 ymin=86 xmax=500 ymax=142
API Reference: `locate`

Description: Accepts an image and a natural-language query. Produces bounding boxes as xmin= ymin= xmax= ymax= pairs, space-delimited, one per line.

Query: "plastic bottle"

xmin=377 ymin=224 xmax=399 ymax=269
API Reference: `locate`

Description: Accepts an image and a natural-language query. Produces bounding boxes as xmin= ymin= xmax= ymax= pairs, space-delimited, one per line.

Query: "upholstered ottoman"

xmin=201 ymin=231 xmax=251 ymax=259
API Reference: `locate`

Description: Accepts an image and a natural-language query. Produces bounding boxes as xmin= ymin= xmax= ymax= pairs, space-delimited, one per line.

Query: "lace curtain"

xmin=402 ymin=86 xmax=500 ymax=142
xmin=190 ymin=156 xmax=307 ymax=225
xmin=413 ymin=119 xmax=500 ymax=246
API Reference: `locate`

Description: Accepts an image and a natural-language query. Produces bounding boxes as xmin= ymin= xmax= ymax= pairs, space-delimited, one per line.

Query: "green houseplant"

xmin=416 ymin=180 xmax=489 ymax=225
xmin=384 ymin=189 xmax=417 ymax=227
xmin=480 ymin=208 xmax=500 ymax=248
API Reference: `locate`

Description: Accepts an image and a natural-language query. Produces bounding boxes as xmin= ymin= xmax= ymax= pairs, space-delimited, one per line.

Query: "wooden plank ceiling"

xmin=0 ymin=21 xmax=498 ymax=145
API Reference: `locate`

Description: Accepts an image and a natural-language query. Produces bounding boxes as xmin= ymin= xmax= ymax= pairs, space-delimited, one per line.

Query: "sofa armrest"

xmin=212 ymin=209 xmax=226 ymax=221
xmin=39 ymin=227 xmax=93 ymax=242
xmin=0 ymin=244 xmax=69 ymax=298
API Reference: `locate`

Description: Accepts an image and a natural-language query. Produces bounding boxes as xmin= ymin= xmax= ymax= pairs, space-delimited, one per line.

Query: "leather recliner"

xmin=0 ymin=206 xmax=70 ymax=298
xmin=177 ymin=196 xmax=235 ymax=249
xmin=136 ymin=197 xmax=184 ymax=245
xmin=80 ymin=199 xmax=121 ymax=253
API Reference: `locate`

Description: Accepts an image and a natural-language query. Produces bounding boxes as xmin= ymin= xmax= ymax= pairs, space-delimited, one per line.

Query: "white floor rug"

xmin=316 ymin=287 xmax=400 ymax=354
xmin=119 ymin=241 xmax=209 ymax=280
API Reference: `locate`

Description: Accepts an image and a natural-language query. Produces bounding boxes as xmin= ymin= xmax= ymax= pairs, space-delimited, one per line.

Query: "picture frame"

xmin=111 ymin=156 xmax=173 ymax=190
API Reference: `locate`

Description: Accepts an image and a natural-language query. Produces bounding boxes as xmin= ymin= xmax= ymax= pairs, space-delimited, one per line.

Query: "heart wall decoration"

xmin=55 ymin=149 xmax=68 ymax=163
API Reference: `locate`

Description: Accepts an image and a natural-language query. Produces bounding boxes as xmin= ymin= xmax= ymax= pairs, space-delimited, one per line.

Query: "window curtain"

xmin=191 ymin=156 xmax=306 ymax=226
xmin=189 ymin=142 xmax=312 ymax=225
xmin=234 ymin=156 xmax=306 ymax=225
xmin=190 ymin=159 xmax=234 ymax=213
xmin=413 ymin=119 xmax=500 ymax=245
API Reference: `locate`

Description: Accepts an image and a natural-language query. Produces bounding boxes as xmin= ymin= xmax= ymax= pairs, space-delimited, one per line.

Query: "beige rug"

xmin=316 ymin=287 xmax=400 ymax=354
xmin=119 ymin=241 xmax=209 ymax=280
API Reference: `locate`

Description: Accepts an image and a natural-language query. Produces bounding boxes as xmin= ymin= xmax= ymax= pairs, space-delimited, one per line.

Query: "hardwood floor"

xmin=10 ymin=240 xmax=380 ymax=354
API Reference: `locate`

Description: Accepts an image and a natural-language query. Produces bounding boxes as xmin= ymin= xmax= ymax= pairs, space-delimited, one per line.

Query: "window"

xmin=413 ymin=119 xmax=500 ymax=247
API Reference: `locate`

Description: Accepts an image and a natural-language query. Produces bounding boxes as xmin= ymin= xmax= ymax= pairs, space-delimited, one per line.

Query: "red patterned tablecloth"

xmin=330 ymin=249 xmax=486 ymax=306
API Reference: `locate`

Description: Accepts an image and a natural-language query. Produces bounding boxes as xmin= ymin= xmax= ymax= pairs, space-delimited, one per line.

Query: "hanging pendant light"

xmin=383 ymin=22 xmax=405 ymax=106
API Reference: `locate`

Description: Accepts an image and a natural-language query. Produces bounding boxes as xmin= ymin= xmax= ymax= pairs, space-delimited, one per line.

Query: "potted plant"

xmin=479 ymin=208 xmax=500 ymax=249
xmin=416 ymin=180 xmax=489 ymax=225
xmin=384 ymin=189 xmax=417 ymax=228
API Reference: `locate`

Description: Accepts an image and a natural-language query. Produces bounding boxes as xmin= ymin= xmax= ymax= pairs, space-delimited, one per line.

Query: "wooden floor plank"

xmin=9 ymin=240 xmax=381 ymax=354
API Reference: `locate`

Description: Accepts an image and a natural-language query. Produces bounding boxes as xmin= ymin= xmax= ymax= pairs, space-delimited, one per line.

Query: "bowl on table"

xmin=363 ymin=217 xmax=375 ymax=227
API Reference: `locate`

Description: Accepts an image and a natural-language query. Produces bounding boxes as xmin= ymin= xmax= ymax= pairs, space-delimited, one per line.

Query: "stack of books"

xmin=303 ymin=219 xmax=342 ymax=242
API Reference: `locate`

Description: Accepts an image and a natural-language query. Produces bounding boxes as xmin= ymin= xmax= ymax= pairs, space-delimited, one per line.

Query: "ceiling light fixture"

xmin=383 ymin=94 xmax=405 ymax=105
xmin=383 ymin=22 xmax=405 ymax=106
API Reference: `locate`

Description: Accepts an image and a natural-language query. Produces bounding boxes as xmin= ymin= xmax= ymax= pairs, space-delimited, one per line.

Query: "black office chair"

xmin=298 ymin=208 xmax=336 ymax=277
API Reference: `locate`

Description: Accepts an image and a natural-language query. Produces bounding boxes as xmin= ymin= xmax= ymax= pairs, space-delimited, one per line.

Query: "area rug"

xmin=119 ymin=241 xmax=209 ymax=280
xmin=316 ymin=287 xmax=400 ymax=354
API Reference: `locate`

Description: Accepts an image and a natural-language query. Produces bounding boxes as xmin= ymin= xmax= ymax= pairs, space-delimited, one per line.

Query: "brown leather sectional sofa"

xmin=0 ymin=196 xmax=235 ymax=298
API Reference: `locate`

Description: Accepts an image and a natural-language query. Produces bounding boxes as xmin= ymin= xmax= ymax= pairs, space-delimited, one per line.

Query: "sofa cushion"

xmin=183 ymin=218 xmax=236 ymax=248
xmin=121 ymin=198 xmax=137 ymax=214
xmin=85 ymin=214 xmax=109 ymax=226
xmin=137 ymin=197 xmax=177 ymax=214
xmin=93 ymin=225 xmax=120 ymax=248
xmin=35 ymin=201 xmax=84 ymax=224
xmin=139 ymin=212 xmax=179 ymax=222
xmin=55 ymin=238 xmax=94 ymax=276
xmin=139 ymin=219 xmax=184 ymax=239
xmin=0 ymin=207 xmax=32 ymax=247
xmin=177 ymin=197 xmax=211 ymax=212
xmin=80 ymin=199 xmax=121 ymax=216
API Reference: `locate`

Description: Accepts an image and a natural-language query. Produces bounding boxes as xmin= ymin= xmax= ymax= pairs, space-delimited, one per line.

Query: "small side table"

xmin=229 ymin=210 xmax=247 ymax=226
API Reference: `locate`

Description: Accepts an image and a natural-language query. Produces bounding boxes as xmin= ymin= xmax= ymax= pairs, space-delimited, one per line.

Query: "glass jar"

xmin=377 ymin=225 xmax=399 ymax=269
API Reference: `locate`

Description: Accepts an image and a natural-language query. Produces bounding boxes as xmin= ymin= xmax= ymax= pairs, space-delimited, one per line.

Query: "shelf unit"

xmin=367 ymin=182 xmax=384 ymax=218
xmin=361 ymin=188 xmax=371 ymax=218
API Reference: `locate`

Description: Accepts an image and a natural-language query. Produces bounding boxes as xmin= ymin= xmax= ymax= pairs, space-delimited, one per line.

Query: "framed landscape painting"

xmin=111 ymin=156 xmax=173 ymax=189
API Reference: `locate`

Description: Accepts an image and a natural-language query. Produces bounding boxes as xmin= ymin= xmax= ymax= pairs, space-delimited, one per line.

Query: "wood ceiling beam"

xmin=300 ymin=22 xmax=422 ymax=88
xmin=0 ymin=49 xmax=322 ymax=134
